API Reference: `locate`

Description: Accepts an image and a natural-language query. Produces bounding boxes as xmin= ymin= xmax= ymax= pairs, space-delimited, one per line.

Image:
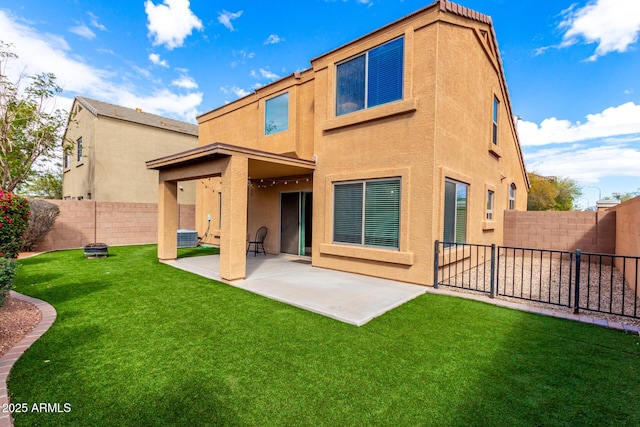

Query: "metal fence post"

xmin=574 ymin=249 xmax=581 ymax=314
xmin=489 ymin=244 xmax=496 ymax=298
xmin=433 ymin=240 xmax=440 ymax=289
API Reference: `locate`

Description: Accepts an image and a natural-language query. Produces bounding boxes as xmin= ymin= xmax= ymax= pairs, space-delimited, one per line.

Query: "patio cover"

xmin=146 ymin=142 xmax=315 ymax=281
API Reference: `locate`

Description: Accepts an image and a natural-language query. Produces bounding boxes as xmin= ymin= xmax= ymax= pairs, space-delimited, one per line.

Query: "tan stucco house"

xmin=147 ymin=0 xmax=529 ymax=285
xmin=62 ymin=96 xmax=198 ymax=204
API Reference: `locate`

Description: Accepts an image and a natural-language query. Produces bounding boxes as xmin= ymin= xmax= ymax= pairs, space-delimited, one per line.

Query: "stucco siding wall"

xmin=192 ymin=4 xmax=528 ymax=287
xmin=62 ymin=106 xmax=197 ymax=204
xmin=95 ymin=118 xmax=197 ymax=204
xmin=433 ymin=18 xmax=528 ymax=253
xmin=198 ymin=76 xmax=315 ymax=160
xmin=62 ymin=107 xmax=96 ymax=199
xmin=309 ymin=19 xmax=438 ymax=285
xmin=35 ymin=200 xmax=195 ymax=252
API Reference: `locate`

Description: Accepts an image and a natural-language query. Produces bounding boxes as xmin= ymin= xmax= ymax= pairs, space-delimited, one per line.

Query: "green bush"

xmin=0 ymin=190 xmax=29 ymax=306
xmin=0 ymin=189 xmax=30 ymax=258
xmin=0 ymin=257 xmax=16 ymax=305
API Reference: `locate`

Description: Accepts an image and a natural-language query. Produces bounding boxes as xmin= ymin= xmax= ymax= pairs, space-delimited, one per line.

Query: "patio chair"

xmin=247 ymin=226 xmax=268 ymax=256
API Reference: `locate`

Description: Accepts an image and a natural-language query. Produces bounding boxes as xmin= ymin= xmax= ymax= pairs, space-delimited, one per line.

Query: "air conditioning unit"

xmin=177 ymin=229 xmax=198 ymax=248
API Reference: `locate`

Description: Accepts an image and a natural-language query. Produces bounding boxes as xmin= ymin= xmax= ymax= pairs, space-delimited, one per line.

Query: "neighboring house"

xmin=62 ymin=96 xmax=198 ymax=204
xmin=147 ymin=0 xmax=529 ymax=284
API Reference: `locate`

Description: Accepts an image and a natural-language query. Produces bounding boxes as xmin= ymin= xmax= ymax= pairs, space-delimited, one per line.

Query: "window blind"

xmin=367 ymin=37 xmax=404 ymax=108
xmin=364 ymin=179 xmax=400 ymax=248
xmin=333 ymin=182 xmax=363 ymax=244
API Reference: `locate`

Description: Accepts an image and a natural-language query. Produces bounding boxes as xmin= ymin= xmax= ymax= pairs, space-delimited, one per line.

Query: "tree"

xmin=611 ymin=191 xmax=640 ymax=203
xmin=527 ymin=173 xmax=582 ymax=211
xmin=17 ymin=166 xmax=63 ymax=199
xmin=0 ymin=41 xmax=68 ymax=192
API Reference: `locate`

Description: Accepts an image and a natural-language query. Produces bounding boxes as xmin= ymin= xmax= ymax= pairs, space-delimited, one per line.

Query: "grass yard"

xmin=8 ymin=245 xmax=640 ymax=426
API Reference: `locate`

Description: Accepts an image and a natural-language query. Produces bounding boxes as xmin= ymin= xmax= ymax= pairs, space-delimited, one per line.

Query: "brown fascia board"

xmin=146 ymin=142 xmax=316 ymax=170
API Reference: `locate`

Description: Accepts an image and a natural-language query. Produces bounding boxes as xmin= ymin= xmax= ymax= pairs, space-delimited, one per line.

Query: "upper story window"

xmin=509 ymin=183 xmax=516 ymax=210
xmin=77 ymin=137 xmax=83 ymax=162
xmin=492 ymin=97 xmax=499 ymax=145
xmin=63 ymin=150 xmax=70 ymax=169
xmin=265 ymin=92 xmax=289 ymax=135
xmin=336 ymin=37 xmax=404 ymax=116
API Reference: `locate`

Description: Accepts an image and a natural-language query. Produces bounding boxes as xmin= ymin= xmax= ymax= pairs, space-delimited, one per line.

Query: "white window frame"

xmin=486 ymin=190 xmax=494 ymax=221
xmin=492 ymin=97 xmax=499 ymax=145
xmin=509 ymin=183 xmax=516 ymax=210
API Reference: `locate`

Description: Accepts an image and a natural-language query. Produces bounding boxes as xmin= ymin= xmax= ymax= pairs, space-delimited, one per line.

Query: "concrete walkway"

xmin=163 ymin=255 xmax=427 ymax=326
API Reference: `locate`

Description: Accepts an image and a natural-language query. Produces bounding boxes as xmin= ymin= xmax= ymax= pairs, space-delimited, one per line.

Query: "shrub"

xmin=0 ymin=257 xmax=16 ymax=305
xmin=0 ymin=190 xmax=29 ymax=306
xmin=0 ymin=190 xmax=30 ymax=259
xmin=22 ymin=199 xmax=60 ymax=251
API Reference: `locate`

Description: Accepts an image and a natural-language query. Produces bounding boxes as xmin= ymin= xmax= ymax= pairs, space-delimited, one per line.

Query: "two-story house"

xmin=63 ymin=96 xmax=198 ymax=204
xmin=147 ymin=0 xmax=529 ymax=284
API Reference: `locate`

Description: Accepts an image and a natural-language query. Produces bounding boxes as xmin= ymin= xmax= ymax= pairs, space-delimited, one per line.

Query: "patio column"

xmin=158 ymin=179 xmax=178 ymax=260
xmin=219 ymin=155 xmax=248 ymax=281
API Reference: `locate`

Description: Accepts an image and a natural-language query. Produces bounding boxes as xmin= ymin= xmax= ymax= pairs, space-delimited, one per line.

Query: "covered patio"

xmin=163 ymin=254 xmax=427 ymax=325
xmin=146 ymin=142 xmax=316 ymax=281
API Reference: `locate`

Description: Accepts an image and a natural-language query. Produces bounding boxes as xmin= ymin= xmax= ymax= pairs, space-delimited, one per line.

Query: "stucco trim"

xmin=322 ymin=98 xmax=417 ymax=132
xmin=320 ymin=243 xmax=414 ymax=266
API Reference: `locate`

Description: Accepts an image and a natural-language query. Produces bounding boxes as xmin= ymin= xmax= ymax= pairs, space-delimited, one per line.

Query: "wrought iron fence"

xmin=434 ymin=241 xmax=640 ymax=320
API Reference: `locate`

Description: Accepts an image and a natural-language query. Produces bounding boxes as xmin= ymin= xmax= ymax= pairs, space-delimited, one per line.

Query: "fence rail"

xmin=434 ymin=241 xmax=640 ymax=320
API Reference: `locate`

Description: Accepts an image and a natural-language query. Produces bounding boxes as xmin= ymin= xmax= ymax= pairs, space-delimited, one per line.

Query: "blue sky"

xmin=2 ymin=0 xmax=639 ymax=206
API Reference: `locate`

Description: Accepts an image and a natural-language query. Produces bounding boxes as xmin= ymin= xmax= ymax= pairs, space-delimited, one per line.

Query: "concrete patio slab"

xmin=163 ymin=255 xmax=426 ymax=326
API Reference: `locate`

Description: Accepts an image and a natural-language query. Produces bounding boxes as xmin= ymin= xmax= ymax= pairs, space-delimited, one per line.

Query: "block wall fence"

xmin=612 ymin=196 xmax=640 ymax=295
xmin=504 ymin=196 xmax=640 ymax=298
xmin=34 ymin=200 xmax=195 ymax=252
xmin=503 ymin=210 xmax=616 ymax=254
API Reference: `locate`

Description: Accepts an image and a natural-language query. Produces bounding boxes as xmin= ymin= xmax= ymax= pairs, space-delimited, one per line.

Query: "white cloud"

xmin=69 ymin=23 xmax=96 ymax=40
xmin=145 ymin=0 xmax=203 ymax=50
xmin=148 ymin=53 xmax=169 ymax=67
xmin=264 ymin=34 xmax=284 ymax=45
xmin=517 ymin=102 xmax=640 ymax=146
xmin=525 ymin=144 xmax=640 ymax=183
xmin=230 ymin=50 xmax=254 ymax=68
xmin=87 ymin=12 xmax=107 ymax=31
xmin=218 ymin=10 xmax=242 ymax=31
xmin=172 ymin=75 xmax=198 ymax=89
xmin=132 ymin=66 xmax=152 ymax=78
xmin=0 ymin=9 xmax=202 ymax=122
xmin=220 ymin=85 xmax=250 ymax=98
xmin=257 ymin=68 xmax=279 ymax=80
xmin=115 ymin=90 xmax=203 ymax=122
xmin=559 ymin=0 xmax=640 ymax=61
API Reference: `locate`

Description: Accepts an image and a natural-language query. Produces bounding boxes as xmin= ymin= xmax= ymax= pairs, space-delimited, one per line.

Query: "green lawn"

xmin=9 ymin=245 xmax=640 ymax=426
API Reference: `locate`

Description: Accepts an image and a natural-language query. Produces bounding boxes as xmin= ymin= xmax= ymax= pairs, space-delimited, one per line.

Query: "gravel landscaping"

xmin=0 ymin=296 xmax=41 ymax=358
xmin=441 ymin=252 xmax=640 ymax=327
